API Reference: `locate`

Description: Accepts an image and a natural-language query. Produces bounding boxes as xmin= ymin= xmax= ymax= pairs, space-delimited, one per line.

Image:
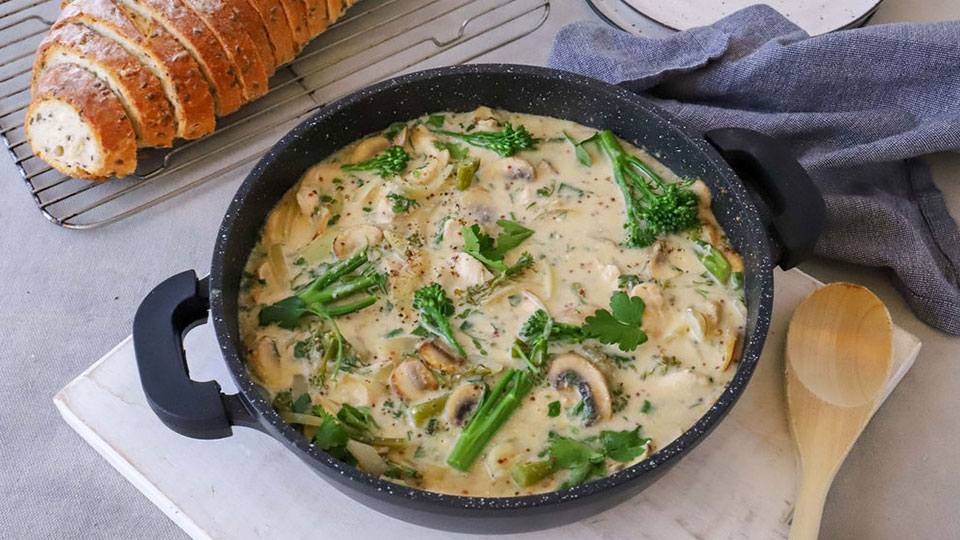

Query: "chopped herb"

xmin=641 ymin=399 xmax=652 ymax=414
xmin=384 ymin=328 xmax=404 ymax=338
xmin=413 ymin=446 xmax=426 ymax=458
xmin=617 ymin=274 xmax=642 ymax=290
xmin=536 ymin=182 xmax=556 ymax=197
xmin=434 ymin=215 xmax=452 ymax=244
xmin=425 ymin=114 xmax=445 ymax=128
xmin=386 ymin=192 xmax=420 ymax=213
xmin=507 ymin=294 xmax=523 ymax=307
xmin=547 ymin=400 xmax=561 ymax=417
xmin=611 ymin=382 xmax=629 ymax=413
xmin=558 ymin=182 xmax=586 ymax=198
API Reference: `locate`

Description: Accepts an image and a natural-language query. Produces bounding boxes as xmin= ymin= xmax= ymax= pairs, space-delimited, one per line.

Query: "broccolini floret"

xmin=593 ymin=131 xmax=699 ymax=247
xmin=341 ymin=145 xmax=410 ymax=177
xmin=412 ymin=283 xmax=467 ymax=357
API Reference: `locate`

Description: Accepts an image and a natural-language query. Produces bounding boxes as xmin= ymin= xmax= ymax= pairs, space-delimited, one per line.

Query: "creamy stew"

xmin=238 ymin=108 xmax=746 ymax=497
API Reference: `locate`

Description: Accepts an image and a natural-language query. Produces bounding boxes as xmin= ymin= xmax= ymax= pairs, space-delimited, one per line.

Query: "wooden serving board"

xmin=53 ymin=268 xmax=920 ymax=540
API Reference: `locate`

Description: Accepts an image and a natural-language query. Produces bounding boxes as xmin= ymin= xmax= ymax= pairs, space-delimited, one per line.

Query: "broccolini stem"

xmin=447 ymin=369 xmax=533 ymax=471
xmin=299 ymin=250 xmax=369 ymax=302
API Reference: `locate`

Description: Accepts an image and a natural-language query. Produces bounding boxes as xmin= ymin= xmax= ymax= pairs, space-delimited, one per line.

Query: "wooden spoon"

xmin=785 ymin=283 xmax=893 ymax=540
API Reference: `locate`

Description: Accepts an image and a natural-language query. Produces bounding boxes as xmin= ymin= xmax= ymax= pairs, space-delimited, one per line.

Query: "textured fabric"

xmin=549 ymin=5 xmax=960 ymax=335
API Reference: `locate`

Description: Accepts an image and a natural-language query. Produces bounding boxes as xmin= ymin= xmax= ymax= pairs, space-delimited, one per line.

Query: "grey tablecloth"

xmin=549 ymin=5 xmax=960 ymax=335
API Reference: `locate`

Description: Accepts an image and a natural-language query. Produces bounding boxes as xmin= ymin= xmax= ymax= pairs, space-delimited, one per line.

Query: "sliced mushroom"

xmin=419 ymin=340 xmax=463 ymax=373
xmin=351 ymin=135 xmax=392 ymax=163
xmin=390 ymin=358 xmax=439 ymax=402
xmin=444 ymin=382 xmax=484 ymax=426
xmin=459 ymin=187 xmax=494 ymax=223
xmin=547 ymin=353 xmax=612 ymax=426
xmin=489 ymin=157 xmax=534 ymax=182
xmin=333 ymin=224 xmax=383 ymax=259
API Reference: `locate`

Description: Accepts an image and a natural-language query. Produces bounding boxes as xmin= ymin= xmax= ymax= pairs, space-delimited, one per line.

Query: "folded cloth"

xmin=548 ymin=5 xmax=960 ymax=335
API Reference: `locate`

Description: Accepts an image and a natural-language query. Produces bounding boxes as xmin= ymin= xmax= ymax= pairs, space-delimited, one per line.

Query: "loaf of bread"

xmin=28 ymin=0 xmax=354 ymax=180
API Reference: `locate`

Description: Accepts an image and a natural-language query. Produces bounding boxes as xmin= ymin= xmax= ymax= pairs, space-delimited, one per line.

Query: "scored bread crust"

xmin=178 ymin=0 xmax=273 ymax=101
xmin=26 ymin=64 xmax=137 ymax=180
xmin=277 ymin=0 xmax=310 ymax=50
xmin=324 ymin=0 xmax=341 ymax=23
xmin=301 ymin=0 xmax=327 ymax=37
xmin=57 ymin=0 xmax=216 ymax=140
xmin=113 ymin=0 xmax=245 ymax=116
xmin=34 ymin=22 xmax=176 ymax=148
xmin=248 ymin=0 xmax=297 ymax=66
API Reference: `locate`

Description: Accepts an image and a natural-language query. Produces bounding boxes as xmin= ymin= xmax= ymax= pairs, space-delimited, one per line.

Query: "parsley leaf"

xmin=547 ymin=401 xmax=561 ymax=417
xmin=600 ymin=427 xmax=650 ymax=462
xmin=462 ymin=219 xmax=534 ymax=273
xmin=581 ymin=292 xmax=648 ymax=352
xmin=548 ymin=435 xmax=607 ymax=489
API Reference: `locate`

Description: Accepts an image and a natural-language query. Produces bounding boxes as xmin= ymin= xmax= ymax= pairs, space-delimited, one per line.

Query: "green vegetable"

xmin=547 ymin=435 xmax=607 ymax=489
xmin=410 ymin=394 xmax=449 ymax=426
xmin=433 ymin=123 xmax=535 ymax=157
xmin=732 ymin=271 xmax=744 ymax=291
xmin=547 ymin=400 xmax=561 ymax=417
xmin=386 ymin=192 xmax=419 ymax=213
xmin=447 ymin=368 xmax=534 ymax=471
xmin=600 ymin=427 xmax=651 ymax=462
xmin=425 ymin=114 xmax=445 ymax=128
xmin=281 ymin=404 xmax=406 ymax=462
xmin=434 ymin=140 xmax=470 ymax=161
xmin=543 ymin=428 xmax=651 ymax=488
xmin=258 ymin=250 xmax=382 ymax=329
xmin=341 ymin=145 xmax=410 ymax=177
xmin=519 ymin=309 xmax=584 ymax=344
xmin=617 ymin=274 xmax=642 ymax=290
xmin=694 ymin=241 xmax=732 ymax=284
xmin=462 ymin=219 xmax=534 ymax=273
xmin=454 ymin=157 xmax=480 ymax=190
xmin=582 ymin=291 xmax=648 ymax=352
xmin=641 ymin=399 xmax=652 ymax=414
xmin=590 ymin=130 xmax=699 ymax=247
xmin=412 ymin=283 xmax=467 ymax=357
xmin=564 ymin=130 xmax=592 ymax=166
xmin=509 ymin=460 xmax=555 ymax=487
xmin=462 ymin=252 xmax=534 ymax=305
xmin=258 ymin=250 xmax=385 ymax=379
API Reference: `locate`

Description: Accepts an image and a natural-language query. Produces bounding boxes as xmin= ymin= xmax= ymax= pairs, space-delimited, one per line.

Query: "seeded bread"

xmin=178 ymin=0 xmax=273 ymax=101
xmin=248 ymin=0 xmax=297 ymax=66
xmin=113 ymin=0 xmax=245 ymax=116
xmin=34 ymin=22 xmax=176 ymax=147
xmin=301 ymin=0 xmax=327 ymax=37
xmin=26 ymin=64 xmax=137 ymax=179
xmin=277 ymin=0 xmax=310 ymax=50
xmin=58 ymin=0 xmax=216 ymax=140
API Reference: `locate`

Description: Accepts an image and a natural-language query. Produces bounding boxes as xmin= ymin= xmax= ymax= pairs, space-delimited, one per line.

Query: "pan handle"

xmin=133 ymin=271 xmax=260 ymax=439
xmin=704 ymin=128 xmax=824 ymax=269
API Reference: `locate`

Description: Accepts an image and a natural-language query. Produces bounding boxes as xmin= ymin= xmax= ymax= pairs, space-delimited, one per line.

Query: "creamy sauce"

xmin=238 ymin=108 xmax=746 ymax=497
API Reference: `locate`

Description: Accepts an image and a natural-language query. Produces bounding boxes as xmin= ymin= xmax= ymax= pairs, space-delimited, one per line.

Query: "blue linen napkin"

xmin=548 ymin=5 xmax=960 ymax=335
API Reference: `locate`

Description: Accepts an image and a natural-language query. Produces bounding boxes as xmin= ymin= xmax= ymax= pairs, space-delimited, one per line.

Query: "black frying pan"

xmin=133 ymin=64 xmax=824 ymax=533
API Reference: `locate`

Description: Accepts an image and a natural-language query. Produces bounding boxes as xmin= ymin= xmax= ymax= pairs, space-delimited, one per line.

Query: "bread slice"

xmin=58 ymin=0 xmax=216 ymax=140
xmin=324 ymin=0 xmax=342 ymax=24
xmin=26 ymin=64 xmax=137 ymax=179
xmin=277 ymin=0 xmax=310 ymax=51
xmin=34 ymin=23 xmax=176 ymax=148
xmin=178 ymin=0 xmax=273 ymax=100
xmin=302 ymin=0 xmax=328 ymax=37
xmin=248 ymin=0 xmax=297 ymax=66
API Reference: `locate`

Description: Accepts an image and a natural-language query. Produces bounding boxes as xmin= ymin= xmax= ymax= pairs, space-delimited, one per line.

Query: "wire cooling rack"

xmin=0 ymin=0 xmax=550 ymax=229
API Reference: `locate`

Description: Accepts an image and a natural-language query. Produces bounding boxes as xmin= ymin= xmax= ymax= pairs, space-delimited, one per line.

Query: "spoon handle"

xmin=789 ymin=467 xmax=833 ymax=540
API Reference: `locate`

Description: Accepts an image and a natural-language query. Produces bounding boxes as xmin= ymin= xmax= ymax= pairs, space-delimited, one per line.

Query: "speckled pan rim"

xmin=210 ymin=64 xmax=773 ymax=512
